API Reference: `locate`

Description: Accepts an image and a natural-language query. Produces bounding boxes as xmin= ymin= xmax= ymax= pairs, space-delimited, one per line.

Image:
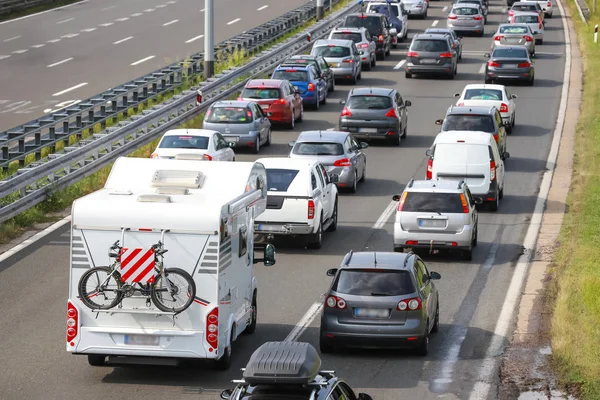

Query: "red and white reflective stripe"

xmin=119 ymin=248 xmax=156 ymax=283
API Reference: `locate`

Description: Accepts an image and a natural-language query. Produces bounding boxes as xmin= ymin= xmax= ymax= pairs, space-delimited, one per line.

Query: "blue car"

xmin=271 ymin=65 xmax=328 ymax=109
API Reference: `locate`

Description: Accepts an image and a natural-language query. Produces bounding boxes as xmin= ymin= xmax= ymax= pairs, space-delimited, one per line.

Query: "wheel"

xmin=315 ymin=98 xmax=320 ymax=110
xmin=87 ymin=355 xmax=106 ymax=366
xmin=308 ymin=214 xmax=323 ymax=249
xmin=215 ymin=328 xmax=234 ymax=370
xmin=462 ymin=247 xmax=473 ymax=261
xmin=454 ymin=64 xmax=458 ymax=75
xmin=326 ymin=198 xmax=338 ymax=232
xmin=479 ymin=31 xmax=484 ymax=37
xmin=448 ymin=70 xmax=455 ymax=80
xmin=265 ymin=129 xmax=271 ymax=147
xmin=547 ymin=13 xmax=553 ymax=18
xmin=393 ymin=43 xmax=398 ymax=49
xmin=252 ymin=137 xmax=260 ymax=154
xmin=232 ymin=157 xmax=236 ymax=162
xmin=473 ymin=224 xmax=478 ymax=247
xmin=351 ymin=73 xmax=357 ymax=85
xmin=489 ymin=193 xmax=499 ymax=212
xmin=389 ymin=133 xmax=400 ymax=146
xmin=78 ymin=266 xmax=124 ymax=310
xmin=297 ymin=105 xmax=304 ymax=122
xmin=320 ymin=92 xmax=327 ymax=105
xmin=528 ymin=78 xmax=534 ymax=86
xmin=358 ymin=70 xmax=362 ymax=80
xmin=364 ymin=61 xmax=372 ymax=71
xmin=319 ymin=331 xmax=335 ymax=353
xmin=431 ymin=302 xmax=440 ymax=333
xmin=416 ymin=332 xmax=429 ymax=356
xmin=328 ymin=77 xmax=335 ymax=92
xmin=385 ymin=45 xmax=391 ymax=56
xmin=499 ymin=186 xmax=504 ymax=200
xmin=349 ymin=171 xmax=358 ymax=193
xmin=405 ymin=70 xmax=412 ymax=79
xmin=359 ymin=163 xmax=366 ymax=182
xmin=151 ymin=267 xmax=196 ymax=313
xmin=506 ymin=125 xmax=513 ymax=135
xmin=377 ymin=51 xmax=384 ymax=61
xmin=289 ymin=109 xmax=295 ymax=129
xmin=459 ymin=49 xmax=462 ymax=60
xmin=401 ymin=123 xmax=407 ymax=138
xmin=245 ymin=291 xmax=257 ymax=334
xmin=372 ymin=55 xmax=377 ymax=68
xmin=511 ymin=113 xmax=516 ymax=128
xmin=484 ymin=77 xmax=492 ymax=84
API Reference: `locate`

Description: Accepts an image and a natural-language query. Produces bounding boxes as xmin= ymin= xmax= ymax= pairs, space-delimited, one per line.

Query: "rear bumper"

xmin=223 ymin=133 xmax=259 ymax=148
xmin=406 ymin=8 xmax=426 ymax=16
xmin=301 ymin=92 xmax=319 ymax=105
xmin=447 ymin=23 xmax=484 ymax=33
xmin=471 ymin=182 xmax=498 ymax=203
xmin=406 ymin=63 xmax=453 ymax=75
xmin=331 ymin=66 xmax=355 ymax=77
xmin=486 ymin=68 xmax=533 ymax=81
xmin=254 ymin=222 xmax=315 ymax=235
xmin=393 ymin=223 xmax=474 ymax=250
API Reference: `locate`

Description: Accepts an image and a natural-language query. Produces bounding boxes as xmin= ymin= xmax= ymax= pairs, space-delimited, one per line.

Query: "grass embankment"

xmin=549 ymin=2 xmax=600 ymax=398
xmin=0 ymin=0 xmax=82 ymax=23
xmin=0 ymin=0 xmax=351 ymax=245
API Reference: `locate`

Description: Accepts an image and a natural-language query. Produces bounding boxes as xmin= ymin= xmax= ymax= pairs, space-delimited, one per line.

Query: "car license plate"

xmin=359 ymin=128 xmax=378 ymax=133
xmin=419 ymin=219 xmax=446 ymax=228
xmin=354 ymin=308 xmax=389 ymax=318
xmin=225 ymin=137 xmax=238 ymax=143
xmin=502 ymin=64 xmax=518 ymax=68
xmin=330 ymin=63 xmax=339 ymax=67
xmin=256 ymin=224 xmax=284 ymax=232
xmin=260 ymin=104 xmax=269 ymax=110
xmin=124 ymin=334 xmax=159 ymax=346
xmin=420 ymin=59 xmax=436 ymax=64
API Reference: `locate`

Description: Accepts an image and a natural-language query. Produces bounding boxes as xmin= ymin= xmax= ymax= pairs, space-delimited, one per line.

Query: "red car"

xmin=238 ymin=79 xmax=303 ymax=129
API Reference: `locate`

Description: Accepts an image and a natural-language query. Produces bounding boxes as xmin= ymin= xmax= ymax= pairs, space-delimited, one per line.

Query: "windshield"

xmin=402 ymin=192 xmax=465 ymax=213
xmin=514 ymin=14 xmax=539 ymax=22
xmin=442 ymin=114 xmax=495 ymax=133
xmin=410 ymin=39 xmax=449 ymax=52
xmin=292 ymin=142 xmax=344 ymax=156
xmin=332 ymin=269 xmax=415 ymax=296
xmin=499 ymin=25 xmax=529 ymax=33
xmin=346 ymin=95 xmax=392 ymax=109
xmin=241 ymin=87 xmax=281 ymax=100
xmin=343 ymin=15 xmax=383 ymax=35
xmin=463 ymin=88 xmax=503 ymax=100
xmin=492 ymin=48 xmax=528 ymax=58
xmin=312 ymin=45 xmax=351 ymax=57
xmin=272 ymin=70 xmax=308 ymax=82
xmin=331 ymin=32 xmax=363 ymax=43
xmin=266 ymin=169 xmax=300 ymax=192
xmin=453 ymin=7 xmax=479 ymax=15
xmin=159 ymin=135 xmax=209 ymax=149
xmin=206 ymin=107 xmax=251 ymax=124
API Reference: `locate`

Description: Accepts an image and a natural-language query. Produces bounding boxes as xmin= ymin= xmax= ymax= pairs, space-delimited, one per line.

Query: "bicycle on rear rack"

xmin=77 ymin=230 xmax=196 ymax=314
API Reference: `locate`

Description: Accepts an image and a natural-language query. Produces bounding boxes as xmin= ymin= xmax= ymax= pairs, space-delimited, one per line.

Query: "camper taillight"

xmin=66 ymin=300 xmax=79 ymax=346
xmin=206 ymin=307 xmax=219 ymax=351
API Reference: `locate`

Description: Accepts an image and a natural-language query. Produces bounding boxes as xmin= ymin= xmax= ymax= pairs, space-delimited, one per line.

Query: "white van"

xmin=425 ymin=130 xmax=509 ymax=211
xmin=67 ymin=157 xmax=275 ymax=370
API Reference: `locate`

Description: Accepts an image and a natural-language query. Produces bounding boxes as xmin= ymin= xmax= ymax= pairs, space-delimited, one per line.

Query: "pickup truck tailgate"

xmin=254 ymin=195 xmax=315 ymax=235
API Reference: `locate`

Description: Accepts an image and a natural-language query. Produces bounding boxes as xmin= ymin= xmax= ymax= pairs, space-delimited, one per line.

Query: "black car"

xmin=220 ymin=341 xmax=374 ymax=400
xmin=342 ymin=12 xmax=392 ymax=60
xmin=280 ymin=55 xmax=335 ymax=92
xmin=484 ymin=46 xmax=535 ymax=85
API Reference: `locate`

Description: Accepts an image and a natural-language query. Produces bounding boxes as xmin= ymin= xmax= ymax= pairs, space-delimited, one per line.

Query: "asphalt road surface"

xmin=0 ymin=0 xmax=309 ymax=131
xmin=0 ymin=0 xmax=566 ymax=398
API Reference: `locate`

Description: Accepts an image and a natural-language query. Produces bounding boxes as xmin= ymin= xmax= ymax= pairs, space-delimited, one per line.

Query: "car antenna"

xmin=374 ymin=252 xmax=377 ymax=267
xmin=319 ymin=130 xmax=322 ymax=138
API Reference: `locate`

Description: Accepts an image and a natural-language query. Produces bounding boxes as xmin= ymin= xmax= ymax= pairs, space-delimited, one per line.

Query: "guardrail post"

xmin=595 ymin=24 xmax=598 ymax=43
xmin=204 ymin=0 xmax=215 ymax=78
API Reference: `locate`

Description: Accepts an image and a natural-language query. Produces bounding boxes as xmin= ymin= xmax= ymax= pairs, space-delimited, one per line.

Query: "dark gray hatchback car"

xmin=405 ymin=33 xmax=458 ymax=79
xmin=320 ymin=251 xmax=441 ymax=356
xmin=339 ymin=87 xmax=411 ymax=146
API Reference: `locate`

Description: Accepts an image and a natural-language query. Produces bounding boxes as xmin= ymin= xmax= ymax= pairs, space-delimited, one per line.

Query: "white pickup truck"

xmin=254 ymin=157 xmax=339 ymax=249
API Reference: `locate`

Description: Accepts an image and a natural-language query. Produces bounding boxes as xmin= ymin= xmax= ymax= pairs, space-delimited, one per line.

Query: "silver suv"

xmin=392 ymin=179 xmax=480 ymax=260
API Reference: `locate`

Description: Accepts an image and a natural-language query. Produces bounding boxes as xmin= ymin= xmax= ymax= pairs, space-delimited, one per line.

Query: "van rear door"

xmin=433 ymin=143 xmax=491 ymax=195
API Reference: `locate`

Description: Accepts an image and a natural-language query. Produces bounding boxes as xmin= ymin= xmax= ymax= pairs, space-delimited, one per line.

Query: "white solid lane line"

xmin=57 ymin=17 xmax=74 ymax=24
xmin=284 ymin=302 xmax=323 ymax=342
xmin=115 ymin=17 xmax=129 ymax=22
xmin=0 ymin=55 xmax=10 ymax=60
xmin=431 ymin=19 xmax=439 ymax=26
xmin=163 ymin=19 xmax=179 ymax=26
xmin=12 ymin=49 xmax=27 ymax=54
xmin=185 ymin=34 xmax=204 ymax=44
xmin=99 ymin=22 xmax=114 ymax=27
xmin=478 ymin=63 xmax=486 ymax=74
xmin=0 ymin=0 xmax=88 ymax=26
xmin=47 ymin=57 xmax=73 ymax=68
xmin=113 ymin=36 xmax=133 ymax=45
xmin=131 ymin=13 xmax=143 ymax=17
xmin=47 ymin=38 xmax=61 ymax=43
xmin=258 ymin=5 xmax=269 ymax=11
xmin=373 ymin=201 xmax=397 ymax=229
xmin=3 ymin=35 xmax=20 ymax=42
xmin=442 ymin=5 xmax=448 ymax=11
xmin=394 ymin=59 xmax=406 ymax=70
xmin=52 ymin=82 xmax=88 ymax=97
xmin=227 ymin=18 xmax=241 ymax=25
xmin=130 ymin=55 xmax=155 ymax=66
xmin=81 ymin=28 xmax=97 ymax=32
xmin=102 ymin=5 xmax=116 ymax=11
xmin=31 ymin=44 xmax=45 ymax=48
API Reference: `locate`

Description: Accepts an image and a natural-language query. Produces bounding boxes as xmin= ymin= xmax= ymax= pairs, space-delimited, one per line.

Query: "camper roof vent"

xmin=109 ymin=189 xmax=133 ymax=196
xmin=137 ymin=194 xmax=173 ymax=203
xmin=174 ymin=153 xmax=210 ymax=161
xmin=151 ymin=169 xmax=204 ymax=189
xmin=155 ymin=187 xmax=190 ymax=195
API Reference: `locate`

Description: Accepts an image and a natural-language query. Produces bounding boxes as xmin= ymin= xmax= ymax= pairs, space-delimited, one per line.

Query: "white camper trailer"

xmin=66 ymin=157 xmax=275 ymax=370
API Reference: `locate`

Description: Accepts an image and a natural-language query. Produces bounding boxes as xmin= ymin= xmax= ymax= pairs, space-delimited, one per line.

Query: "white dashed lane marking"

xmin=3 ymin=35 xmax=20 ymax=42
xmin=52 ymin=82 xmax=88 ymax=97
xmin=162 ymin=19 xmax=179 ymax=26
xmin=56 ymin=18 xmax=74 ymax=24
xmin=47 ymin=58 xmax=73 ymax=68
xmin=130 ymin=55 xmax=155 ymax=66
xmin=227 ymin=18 xmax=241 ymax=25
xmin=113 ymin=36 xmax=133 ymax=44
xmin=185 ymin=34 xmax=204 ymax=43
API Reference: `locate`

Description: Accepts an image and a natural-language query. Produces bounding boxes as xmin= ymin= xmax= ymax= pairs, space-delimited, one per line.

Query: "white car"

xmin=454 ymin=84 xmax=518 ymax=133
xmin=150 ymin=129 xmax=236 ymax=161
xmin=328 ymin=27 xmax=377 ymax=70
xmin=537 ymin=0 xmax=553 ymax=17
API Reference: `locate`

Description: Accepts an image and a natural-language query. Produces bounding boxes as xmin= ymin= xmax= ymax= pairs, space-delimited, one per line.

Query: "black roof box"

xmin=242 ymin=342 xmax=322 ymax=385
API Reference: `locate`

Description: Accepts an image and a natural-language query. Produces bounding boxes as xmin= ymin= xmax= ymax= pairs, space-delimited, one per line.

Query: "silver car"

xmin=447 ymin=4 xmax=485 ymax=37
xmin=328 ymin=27 xmax=377 ymax=70
xmin=310 ymin=39 xmax=362 ymax=84
xmin=288 ymin=130 xmax=368 ymax=193
xmin=401 ymin=0 xmax=428 ymax=19
xmin=511 ymin=11 xmax=544 ymax=44
xmin=392 ymin=179 xmax=480 ymax=260
xmin=455 ymin=0 xmax=488 ymax=20
xmin=493 ymin=23 xmax=536 ymax=55
xmin=319 ymin=251 xmax=441 ymax=355
xmin=203 ymin=100 xmax=271 ymax=154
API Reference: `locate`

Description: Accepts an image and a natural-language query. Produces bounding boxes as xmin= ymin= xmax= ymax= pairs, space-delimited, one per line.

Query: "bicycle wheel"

xmin=78 ymin=267 xmax=124 ymax=310
xmin=150 ymin=268 xmax=196 ymax=313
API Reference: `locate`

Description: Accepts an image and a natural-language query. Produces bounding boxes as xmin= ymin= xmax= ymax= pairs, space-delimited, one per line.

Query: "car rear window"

xmin=410 ymin=39 xmax=449 ymax=52
xmin=312 ymin=45 xmax=351 ymax=58
xmin=453 ymin=6 xmax=479 ymax=15
xmin=266 ymin=169 xmax=300 ymax=192
xmin=272 ymin=70 xmax=309 ymax=82
xmin=343 ymin=15 xmax=383 ymax=35
xmin=443 ymin=114 xmax=495 ymax=133
xmin=401 ymin=192 xmax=465 ymax=213
xmin=434 ymin=143 xmax=492 ymax=164
xmin=241 ymin=87 xmax=282 ymax=100
xmin=492 ymin=48 xmax=528 ymax=58
xmin=332 ymin=269 xmax=415 ymax=296
xmin=159 ymin=135 xmax=209 ymax=149
xmin=206 ymin=107 xmax=250 ymax=123
xmin=499 ymin=25 xmax=529 ymax=34
xmin=463 ymin=89 xmax=503 ymax=100
xmin=284 ymin=58 xmax=316 ymax=68
xmin=514 ymin=15 xmax=539 ymax=23
xmin=331 ymin=32 xmax=363 ymax=43
xmin=346 ymin=95 xmax=392 ymax=109
xmin=366 ymin=4 xmax=392 ymax=15
xmin=292 ymin=142 xmax=344 ymax=156
xmin=513 ymin=4 xmax=536 ymax=11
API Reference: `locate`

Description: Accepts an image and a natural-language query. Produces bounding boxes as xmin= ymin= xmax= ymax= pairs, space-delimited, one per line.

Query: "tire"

xmin=349 ymin=171 xmax=358 ymax=193
xmin=364 ymin=61 xmax=372 ymax=71
xmin=308 ymin=215 xmax=323 ymax=249
xmin=386 ymin=45 xmax=391 ymax=56
xmin=499 ymin=186 xmax=504 ymax=200
xmin=507 ymin=125 xmax=513 ymax=135
xmin=252 ymin=137 xmax=260 ymax=154
xmin=512 ymin=113 xmax=516 ymax=128
xmin=401 ymin=123 xmax=407 ymax=138
xmin=489 ymin=192 xmax=499 ymax=212
xmin=358 ymin=70 xmax=362 ymax=80
xmin=320 ymin=92 xmax=327 ymax=105
xmin=416 ymin=332 xmax=429 ymax=356
xmin=405 ymin=70 xmax=412 ymax=79
xmin=297 ymin=105 xmax=304 ymax=123
xmin=87 ymin=355 xmax=106 ymax=366
xmin=78 ymin=267 xmax=124 ymax=310
xmin=462 ymin=247 xmax=473 ymax=261
xmin=528 ymin=78 xmax=534 ymax=86
xmin=351 ymin=73 xmax=357 ymax=85
xmin=372 ymin=55 xmax=377 ymax=68
xmin=315 ymin=98 xmax=320 ymax=111
xmin=448 ymin=70 xmax=455 ymax=80
xmin=245 ymin=291 xmax=257 ymax=335
xmin=289 ymin=109 xmax=296 ymax=129
xmin=377 ymin=51 xmax=384 ymax=61
xmin=484 ymin=77 xmax=492 ymax=84
xmin=265 ymin=129 xmax=271 ymax=147
xmin=151 ymin=267 xmax=196 ymax=313
xmin=359 ymin=163 xmax=366 ymax=182
xmin=326 ymin=198 xmax=338 ymax=232
xmin=389 ymin=133 xmax=401 ymax=146
xmin=473 ymin=224 xmax=478 ymax=247
xmin=319 ymin=331 xmax=335 ymax=354
xmin=431 ymin=302 xmax=440 ymax=333
xmin=329 ymin=77 xmax=335 ymax=92
xmin=215 ymin=329 xmax=234 ymax=370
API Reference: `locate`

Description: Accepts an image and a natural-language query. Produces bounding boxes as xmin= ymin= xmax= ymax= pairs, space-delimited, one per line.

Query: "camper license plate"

xmin=124 ymin=334 xmax=159 ymax=346
xmin=359 ymin=127 xmax=377 ymax=133
xmin=419 ymin=219 xmax=446 ymax=228
xmin=354 ymin=308 xmax=389 ymax=318
xmin=256 ymin=224 xmax=284 ymax=233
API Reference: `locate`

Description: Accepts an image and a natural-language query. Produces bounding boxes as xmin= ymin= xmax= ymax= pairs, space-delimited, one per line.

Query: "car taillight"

xmin=518 ymin=61 xmax=531 ymax=68
xmin=448 ymin=14 xmax=457 ymax=19
xmin=539 ymin=22 xmax=543 ymax=29
xmin=206 ymin=307 xmax=218 ymax=350
xmin=150 ymin=153 xmax=159 ymax=159
xmin=493 ymin=133 xmax=499 ymax=143
xmin=407 ymin=51 xmax=419 ymax=57
xmin=385 ymin=108 xmax=398 ymax=118
xmin=494 ymin=35 xmax=504 ymax=40
xmin=378 ymin=35 xmax=384 ymax=42
xmin=459 ymin=193 xmax=469 ymax=213
xmin=308 ymin=200 xmax=315 ymax=219
xmin=278 ymin=98 xmax=287 ymax=104
xmin=508 ymin=10 xmax=514 ymax=15
xmin=358 ymin=43 xmax=368 ymax=48
xmin=490 ymin=160 xmax=496 ymax=181
xmin=342 ymin=59 xmax=354 ymax=63
xmin=340 ymin=106 xmax=352 ymax=117
xmin=333 ymin=158 xmax=352 ymax=167
xmin=547 ymin=1 xmax=551 ymax=5
xmin=523 ymin=35 xmax=533 ymax=42
xmin=488 ymin=61 xmax=501 ymax=67
xmin=499 ymin=103 xmax=509 ymax=113
xmin=66 ymin=300 xmax=78 ymax=346
xmin=426 ymin=158 xmax=433 ymax=180
xmin=326 ymin=295 xmax=347 ymax=309
xmin=247 ymin=110 xmax=252 ymax=118
xmin=473 ymin=15 xmax=483 ymax=20
xmin=440 ymin=52 xmax=453 ymax=58
xmin=308 ymin=83 xmax=315 ymax=92
xmin=204 ymin=154 xmax=213 ymax=161
xmin=397 ymin=191 xmax=408 ymax=211
xmin=398 ymin=297 xmax=422 ymax=311
xmin=457 ymin=102 xmax=464 ymax=106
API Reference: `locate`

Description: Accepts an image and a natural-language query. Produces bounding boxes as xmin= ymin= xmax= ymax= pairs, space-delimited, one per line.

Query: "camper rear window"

xmin=159 ymin=136 xmax=209 ymax=149
xmin=266 ymin=169 xmax=300 ymax=192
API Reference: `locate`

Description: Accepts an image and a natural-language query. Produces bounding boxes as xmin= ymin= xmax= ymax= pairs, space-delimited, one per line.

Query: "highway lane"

xmin=0 ymin=0 xmax=309 ymax=131
xmin=0 ymin=0 xmax=566 ymax=399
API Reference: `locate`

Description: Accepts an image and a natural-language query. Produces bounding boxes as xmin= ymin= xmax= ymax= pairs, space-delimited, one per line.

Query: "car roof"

xmin=498 ymin=22 xmax=530 ymax=27
xmin=434 ymin=130 xmax=494 ymax=145
xmin=212 ymin=100 xmax=253 ymax=108
xmin=276 ymin=65 xmax=311 ymax=71
xmin=413 ymin=33 xmax=450 ymax=40
xmin=512 ymin=10 xmax=540 ymax=15
xmin=452 ymin=3 xmax=481 ymax=8
xmin=246 ymin=79 xmax=285 ymax=88
xmin=162 ymin=129 xmax=217 ymax=138
xmin=462 ymin=83 xmax=507 ymax=91
xmin=513 ymin=1 xmax=539 ymax=4
xmin=256 ymin=157 xmax=318 ymax=170
xmin=425 ymin=28 xmax=453 ymax=33
xmin=296 ymin=131 xmax=348 ymax=143
xmin=313 ymin=38 xmax=355 ymax=47
xmin=331 ymin=26 xmax=366 ymax=32
xmin=340 ymin=251 xmax=415 ymax=271
xmin=404 ymin=179 xmax=464 ymax=193
xmin=446 ymin=105 xmax=496 ymax=115
xmin=349 ymin=87 xmax=394 ymax=96
xmin=346 ymin=12 xmax=384 ymax=18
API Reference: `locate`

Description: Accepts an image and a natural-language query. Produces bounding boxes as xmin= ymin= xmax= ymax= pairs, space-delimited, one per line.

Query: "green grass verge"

xmin=0 ymin=0 xmax=82 ymax=23
xmin=0 ymin=0 xmax=351 ymax=245
xmin=549 ymin=2 xmax=600 ymax=398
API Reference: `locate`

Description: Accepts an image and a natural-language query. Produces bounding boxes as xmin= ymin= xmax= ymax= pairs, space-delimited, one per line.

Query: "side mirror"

xmin=330 ymin=174 xmax=340 ymax=183
xmin=454 ymin=93 xmax=460 ymax=97
xmin=372 ymin=35 xmax=379 ymax=42
xmin=360 ymin=142 xmax=369 ymax=149
xmin=425 ymin=148 xmax=432 ymax=157
xmin=358 ymin=394 xmax=374 ymax=400
xmin=458 ymin=36 xmax=463 ymax=39
xmin=435 ymin=119 xmax=443 ymax=125
xmin=474 ymin=197 xmax=483 ymax=205
xmin=484 ymin=53 xmax=491 ymax=58
xmin=390 ymin=28 xmax=398 ymax=36
xmin=503 ymin=151 xmax=510 ymax=159
xmin=392 ymin=194 xmax=401 ymax=201
xmin=339 ymin=99 xmax=346 ymax=105
xmin=511 ymin=94 xmax=518 ymax=99
xmin=288 ymin=141 xmax=296 ymax=147
xmin=429 ymin=271 xmax=442 ymax=280
xmin=326 ymin=268 xmax=338 ymax=276
xmin=405 ymin=100 xmax=412 ymax=107
xmin=221 ymin=389 xmax=233 ymax=399
xmin=228 ymin=142 xmax=235 ymax=148
xmin=254 ymin=244 xmax=276 ymax=266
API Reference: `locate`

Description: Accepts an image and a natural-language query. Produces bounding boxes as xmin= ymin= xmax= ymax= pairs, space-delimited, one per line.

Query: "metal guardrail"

xmin=0 ymin=0 xmax=359 ymax=223
xmin=0 ymin=0 xmax=58 ymax=16
xmin=574 ymin=0 xmax=591 ymax=22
